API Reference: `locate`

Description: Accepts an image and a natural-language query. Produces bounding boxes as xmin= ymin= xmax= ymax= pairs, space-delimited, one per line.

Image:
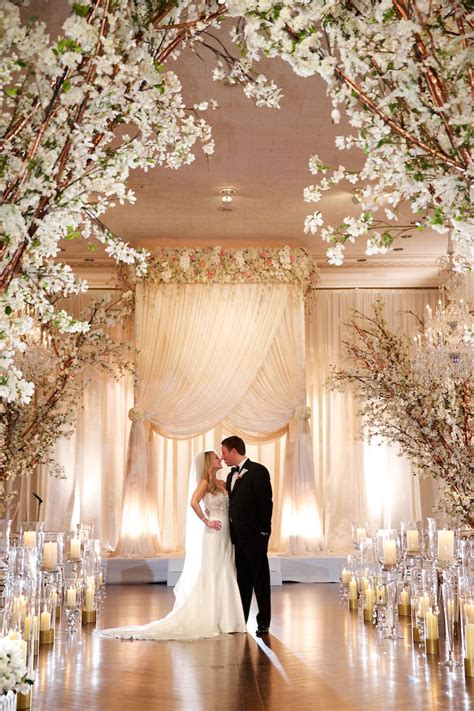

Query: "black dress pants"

xmin=234 ymin=536 xmax=271 ymax=628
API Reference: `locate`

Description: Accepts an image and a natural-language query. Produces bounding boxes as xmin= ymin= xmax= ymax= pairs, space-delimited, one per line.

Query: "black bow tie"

xmin=230 ymin=466 xmax=240 ymax=474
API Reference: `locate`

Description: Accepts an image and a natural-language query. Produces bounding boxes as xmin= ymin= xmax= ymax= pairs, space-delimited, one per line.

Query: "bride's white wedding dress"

xmin=100 ymin=491 xmax=246 ymax=640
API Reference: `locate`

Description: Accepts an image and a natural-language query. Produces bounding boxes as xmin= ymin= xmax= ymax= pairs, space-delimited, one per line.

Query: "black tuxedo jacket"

xmin=226 ymin=459 xmax=273 ymax=545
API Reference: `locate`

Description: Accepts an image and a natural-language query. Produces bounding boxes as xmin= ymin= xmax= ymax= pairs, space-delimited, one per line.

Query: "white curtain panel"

xmin=21 ymin=285 xmax=457 ymax=556
xmin=114 ymin=282 xmax=322 ymax=556
xmin=307 ymin=288 xmax=440 ymax=552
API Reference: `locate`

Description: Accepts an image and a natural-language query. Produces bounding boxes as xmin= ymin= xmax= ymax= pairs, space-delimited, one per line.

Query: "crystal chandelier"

xmin=412 ymin=236 xmax=473 ymax=384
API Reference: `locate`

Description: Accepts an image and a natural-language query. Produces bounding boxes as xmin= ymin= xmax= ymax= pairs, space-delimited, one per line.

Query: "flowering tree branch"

xmin=327 ymin=301 xmax=473 ymax=526
xmin=226 ymin=0 xmax=473 ymax=264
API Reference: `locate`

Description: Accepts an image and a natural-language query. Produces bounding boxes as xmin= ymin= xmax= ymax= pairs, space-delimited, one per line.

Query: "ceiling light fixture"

xmin=219 ymin=188 xmax=235 ymax=205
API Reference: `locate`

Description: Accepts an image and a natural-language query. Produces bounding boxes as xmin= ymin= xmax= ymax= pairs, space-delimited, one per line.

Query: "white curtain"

xmin=23 ymin=284 xmax=458 ymax=555
xmin=113 ymin=282 xmax=322 ymax=557
xmin=307 ymin=288 xmax=440 ymax=552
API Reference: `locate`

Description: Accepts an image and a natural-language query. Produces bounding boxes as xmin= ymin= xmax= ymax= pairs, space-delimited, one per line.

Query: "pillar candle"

xmin=349 ymin=579 xmax=357 ymax=600
xmin=341 ymin=568 xmax=351 ymax=585
xmin=465 ymin=623 xmax=474 ymax=660
xmin=356 ymin=527 xmax=367 ymax=542
xmin=43 ymin=541 xmax=58 ymax=570
xmin=362 ymin=577 xmax=370 ymax=592
xmin=40 ymin=610 xmax=51 ymax=632
xmin=51 ymin=590 xmax=58 ymax=608
xmin=84 ymin=587 xmax=95 ymax=612
xmin=66 ymin=588 xmax=77 ymax=607
xmin=22 ymin=531 xmax=36 ymax=548
xmin=70 ymin=537 xmax=81 ymax=560
xmin=23 ymin=616 xmax=32 ymax=641
xmin=383 ymin=539 xmax=397 ymax=565
xmin=32 ymin=616 xmax=39 ymax=641
xmin=426 ymin=609 xmax=439 ymax=640
xmin=365 ymin=588 xmax=375 ymax=611
xmin=418 ymin=594 xmax=430 ymax=614
xmin=399 ymin=590 xmax=409 ymax=606
xmin=464 ymin=603 xmax=474 ymax=624
xmin=437 ymin=530 xmax=454 ymax=562
xmin=406 ymin=530 xmax=419 ymax=552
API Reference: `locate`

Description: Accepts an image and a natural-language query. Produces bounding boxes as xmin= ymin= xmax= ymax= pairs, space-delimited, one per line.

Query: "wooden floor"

xmin=33 ymin=584 xmax=472 ymax=711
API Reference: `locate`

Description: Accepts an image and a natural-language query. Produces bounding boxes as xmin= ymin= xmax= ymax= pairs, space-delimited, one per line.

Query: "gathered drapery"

xmin=113 ymin=282 xmax=322 ymax=557
xmin=307 ymin=288 xmax=440 ymax=551
xmin=17 ymin=284 xmax=458 ymax=555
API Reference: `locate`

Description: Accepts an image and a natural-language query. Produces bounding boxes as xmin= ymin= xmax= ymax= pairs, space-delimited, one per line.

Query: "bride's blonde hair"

xmin=201 ymin=451 xmax=219 ymax=494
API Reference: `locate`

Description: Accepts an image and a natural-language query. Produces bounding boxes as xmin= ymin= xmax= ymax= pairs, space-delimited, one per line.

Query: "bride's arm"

xmin=190 ymin=481 xmax=222 ymax=530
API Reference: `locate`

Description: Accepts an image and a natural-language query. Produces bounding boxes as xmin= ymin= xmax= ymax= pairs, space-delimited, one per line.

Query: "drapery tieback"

xmin=295 ymin=405 xmax=311 ymax=421
xmin=128 ymin=406 xmax=146 ymax=422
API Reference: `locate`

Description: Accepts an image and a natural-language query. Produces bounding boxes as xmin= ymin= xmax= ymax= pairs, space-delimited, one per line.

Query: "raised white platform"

xmin=104 ymin=555 xmax=346 ymax=585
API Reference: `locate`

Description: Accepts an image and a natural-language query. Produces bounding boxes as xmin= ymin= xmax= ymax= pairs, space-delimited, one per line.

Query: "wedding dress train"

xmin=100 ymin=492 xmax=246 ymax=640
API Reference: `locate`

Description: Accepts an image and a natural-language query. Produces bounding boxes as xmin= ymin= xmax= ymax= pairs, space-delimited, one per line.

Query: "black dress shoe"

xmin=256 ymin=627 xmax=269 ymax=637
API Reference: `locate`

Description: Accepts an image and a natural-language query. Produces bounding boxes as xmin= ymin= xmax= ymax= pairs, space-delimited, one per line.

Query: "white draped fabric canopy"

xmin=16 ymin=285 xmax=459 ymax=554
xmin=113 ymin=282 xmax=322 ymax=557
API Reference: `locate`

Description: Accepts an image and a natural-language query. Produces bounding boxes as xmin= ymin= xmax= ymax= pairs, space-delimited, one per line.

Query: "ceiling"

xmin=25 ymin=1 xmax=449 ymax=287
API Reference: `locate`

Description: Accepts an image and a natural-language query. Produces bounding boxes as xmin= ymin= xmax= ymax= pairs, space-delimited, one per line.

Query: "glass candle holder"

xmin=375 ymin=529 xmax=400 ymax=571
xmin=351 ymin=521 xmax=369 ymax=550
xmin=40 ymin=532 xmax=63 ymax=573
xmin=64 ymin=531 xmax=83 ymax=564
xmin=82 ymin=575 xmax=97 ymax=625
xmin=77 ymin=523 xmax=94 ymax=542
xmin=63 ymin=576 xmax=83 ymax=634
xmin=19 ymin=522 xmax=45 ymax=550
xmin=397 ymin=581 xmax=411 ymax=617
xmin=437 ymin=528 xmax=456 ymax=567
xmin=440 ymin=581 xmax=461 ymax=666
xmin=39 ymin=583 xmax=56 ymax=645
xmin=461 ymin=591 xmax=474 ymax=678
xmin=400 ymin=520 xmax=422 ymax=558
xmin=421 ymin=518 xmax=437 ymax=562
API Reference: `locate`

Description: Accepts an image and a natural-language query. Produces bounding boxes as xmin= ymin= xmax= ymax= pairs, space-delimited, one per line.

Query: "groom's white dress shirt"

xmin=230 ymin=457 xmax=248 ymax=491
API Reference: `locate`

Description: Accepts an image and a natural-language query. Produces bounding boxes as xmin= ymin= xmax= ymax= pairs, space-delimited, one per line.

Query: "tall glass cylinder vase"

xmin=375 ymin=529 xmax=401 ymax=571
xmin=440 ymin=581 xmax=461 ymax=666
xmin=0 ymin=520 xmax=12 ymax=606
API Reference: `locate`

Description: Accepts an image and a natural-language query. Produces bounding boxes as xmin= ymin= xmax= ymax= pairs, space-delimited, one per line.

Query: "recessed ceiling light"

xmin=393 ymin=247 xmax=404 ymax=251
xmin=400 ymin=234 xmax=412 ymax=239
xmin=219 ymin=187 xmax=235 ymax=205
xmin=356 ymin=258 xmax=367 ymax=262
xmin=84 ymin=257 xmax=95 ymax=262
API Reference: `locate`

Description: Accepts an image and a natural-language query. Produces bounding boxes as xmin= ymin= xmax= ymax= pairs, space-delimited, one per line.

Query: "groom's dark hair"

xmin=221 ymin=436 xmax=246 ymax=455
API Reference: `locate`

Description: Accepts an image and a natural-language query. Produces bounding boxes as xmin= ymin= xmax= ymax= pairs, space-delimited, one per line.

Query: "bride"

xmin=100 ymin=451 xmax=246 ymax=640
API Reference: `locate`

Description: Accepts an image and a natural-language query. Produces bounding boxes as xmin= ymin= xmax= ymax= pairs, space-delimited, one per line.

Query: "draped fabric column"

xmin=113 ymin=282 xmax=323 ymax=557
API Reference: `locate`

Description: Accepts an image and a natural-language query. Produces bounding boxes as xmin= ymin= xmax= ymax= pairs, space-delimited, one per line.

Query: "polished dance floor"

xmin=34 ymin=584 xmax=472 ymax=710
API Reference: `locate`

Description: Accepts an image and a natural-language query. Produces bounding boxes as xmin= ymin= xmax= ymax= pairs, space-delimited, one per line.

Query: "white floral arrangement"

xmin=145 ymin=246 xmax=319 ymax=304
xmin=327 ymin=301 xmax=473 ymax=526
xmin=225 ymin=1 xmax=473 ymax=265
xmin=0 ymin=637 xmax=34 ymax=696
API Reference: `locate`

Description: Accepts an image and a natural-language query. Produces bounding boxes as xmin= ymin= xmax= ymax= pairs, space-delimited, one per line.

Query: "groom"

xmin=221 ymin=435 xmax=273 ymax=636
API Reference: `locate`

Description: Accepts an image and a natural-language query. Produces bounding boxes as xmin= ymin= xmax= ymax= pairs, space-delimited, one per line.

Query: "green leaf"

xmin=380 ymin=232 xmax=394 ymax=247
xmin=153 ymin=62 xmax=166 ymax=73
xmin=65 ymin=225 xmax=81 ymax=240
xmin=72 ymin=3 xmax=91 ymax=16
xmin=62 ymin=80 xmax=72 ymax=93
xmin=53 ymin=38 xmax=82 ymax=56
xmin=4 ymin=305 xmax=13 ymax=316
xmin=5 ymin=87 xmax=19 ymax=97
xmin=87 ymin=243 xmax=97 ymax=252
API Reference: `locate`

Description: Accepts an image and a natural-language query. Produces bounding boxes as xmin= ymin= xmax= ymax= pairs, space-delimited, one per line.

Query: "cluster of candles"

xmin=340 ymin=519 xmax=473 ymax=678
xmin=0 ymin=520 xmax=106 ymax=709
